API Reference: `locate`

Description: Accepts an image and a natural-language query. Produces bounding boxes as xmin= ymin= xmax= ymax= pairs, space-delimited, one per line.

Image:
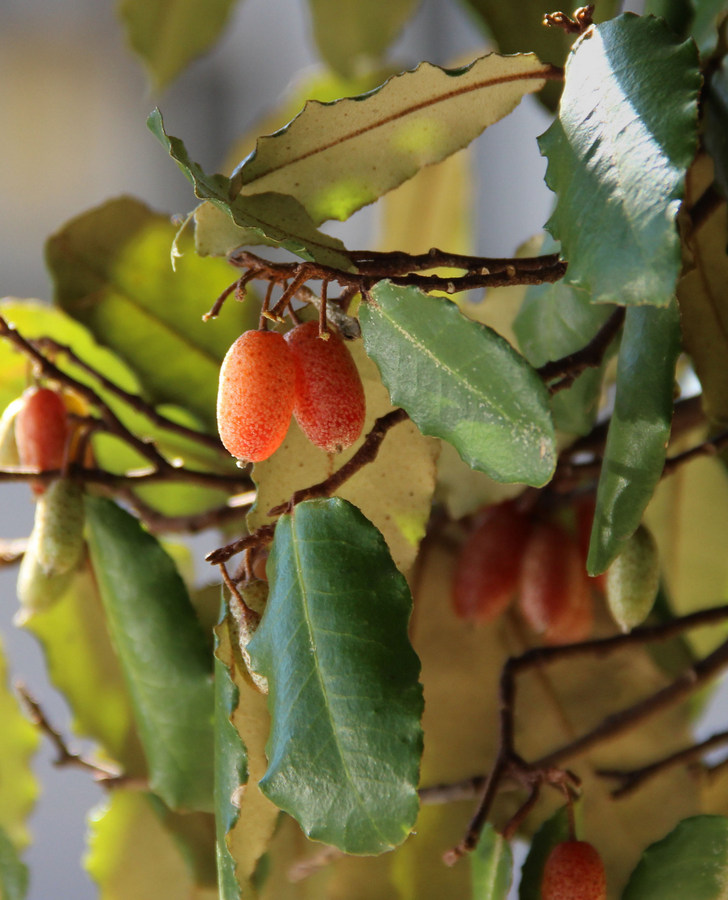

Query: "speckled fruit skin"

xmin=518 ymin=522 xmax=593 ymax=645
xmin=452 ymin=501 xmax=531 ymax=623
xmin=541 ymin=840 xmax=607 ymax=900
xmin=217 ymin=330 xmax=296 ymax=463
xmin=606 ymin=523 xmax=660 ymax=632
xmin=15 ymin=387 xmax=69 ymax=495
xmin=285 ymin=321 xmax=366 ymax=453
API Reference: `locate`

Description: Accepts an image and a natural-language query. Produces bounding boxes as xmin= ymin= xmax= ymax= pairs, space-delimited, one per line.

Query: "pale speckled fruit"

xmin=15 ymin=387 xmax=69 ymax=494
xmin=33 ymin=478 xmax=85 ymax=577
xmin=285 ymin=321 xmax=366 ymax=453
xmin=518 ymin=522 xmax=593 ymax=645
xmin=606 ymin=523 xmax=659 ymax=632
xmin=217 ymin=330 xmax=296 ymax=463
xmin=541 ymin=841 xmax=607 ymax=900
xmin=0 ymin=397 xmax=23 ymax=467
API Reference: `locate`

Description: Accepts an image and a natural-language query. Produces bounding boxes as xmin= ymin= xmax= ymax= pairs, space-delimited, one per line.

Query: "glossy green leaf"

xmin=0 ymin=826 xmax=28 ymax=900
xmin=85 ymin=495 xmax=214 ymax=812
xmin=514 ymin=261 xmax=616 ymax=436
xmin=360 ymin=282 xmax=556 ymax=486
xmin=46 ymin=195 xmax=256 ymax=430
xmin=147 ymin=110 xmax=352 ymax=269
xmin=456 ymin=0 xmax=620 ymax=109
xmin=231 ymin=53 xmax=552 ymax=226
xmin=588 ymin=301 xmax=681 ymax=574
xmin=518 ymin=807 xmax=571 ymax=900
xmin=307 ymin=0 xmax=419 ymax=77
xmin=471 ymin=823 xmax=512 ymax=899
xmin=622 ymin=815 xmax=728 ymax=899
xmin=0 ymin=638 xmax=38 ymax=851
xmin=22 ymin=561 xmax=146 ymax=775
xmin=118 ymin=0 xmax=239 ymax=90
xmin=247 ymin=498 xmax=423 ymax=855
xmin=539 ymin=14 xmax=701 ymax=307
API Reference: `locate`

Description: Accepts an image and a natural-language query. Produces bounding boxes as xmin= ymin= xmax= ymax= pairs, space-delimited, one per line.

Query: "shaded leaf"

xmin=248 ymin=335 xmax=438 ymax=575
xmin=247 ymin=498 xmax=423 ymax=855
xmin=85 ymin=496 xmax=214 ymax=812
xmin=514 ymin=253 xmax=616 ymax=435
xmin=118 ymin=0 xmax=239 ymax=90
xmin=539 ymin=14 xmax=701 ymax=307
xmin=0 ymin=826 xmax=28 ymax=900
xmin=622 ymin=815 xmax=728 ymax=899
xmin=471 ymin=823 xmax=512 ymax=899
xmin=86 ymin=791 xmax=218 ymax=900
xmin=587 ymin=301 xmax=682 ymax=574
xmin=705 ymin=64 xmax=728 ymax=200
xmin=147 ymin=111 xmax=352 ymax=269
xmin=307 ymin=0 xmax=420 ymax=78
xmin=456 ymin=0 xmax=620 ymax=109
xmin=21 ymin=561 xmax=146 ymax=774
xmin=518 ymin=807 xmax=571 ymax=900
xmin=46 ymin=195 xmax=256 ymax=430
xmin=232 ymin=53 xmax=553 ymax=225
xmin=360 ymin=282 xmax=556 ymax=486
xmin=690 ymin=0 xmax=728 ymax=55
xmin=0 ymin=638 xmax=38 ymax=851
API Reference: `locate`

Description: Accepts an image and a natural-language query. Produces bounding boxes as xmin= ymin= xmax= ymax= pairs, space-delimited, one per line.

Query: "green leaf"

xmin=86 ymin=791 xmax=218 ymax=900
xmin=622 ymin=815 xmax=728 ymax=899
xmin=307 ymin=0 xmax=419 ymax=77
xmin=118 ymin=0 xmax=239 ymax=90
xmin=514 ymin=253 xmax=616 ymax=436
xmin=0 ymin=639 xmax=38 ymax=851
xmin=147 ymin=110 xmax=353 ymax=269
xmin=456 ymin=0 xmax=620 ymax=109
xmin=518 ymin=808 xmax=571 ymax=900
xmin=46 ymin=195 xmax=257 ymax=430
xmin=247 ymin=498 xmax=423 ymax=855
xmin=588 ymin=301 xmax=681 ymax=574
xmin=232 ymin=53 xmax=552 ymax=226
xmin=471 ymin=823 xmax=512 ymax=899
xmin=690 ymin=0 xmax=728 ymax=55
xmin=539 ymin=14 xmax=701 ymax=307
xmin=360 ymin=282 xmax=556 ymax=486
xmin=0 ymin=826 xmax=28 ymax=900
xmin=85 ymin=495 xmax=214 ymax=812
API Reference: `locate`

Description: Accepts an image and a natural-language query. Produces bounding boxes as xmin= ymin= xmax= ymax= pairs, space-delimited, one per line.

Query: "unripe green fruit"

xmin=33 ymin=478 xmax=86 ymax=577
xmin=16 ymin=528 xmax=74 ymax=621
xmin=541 ymin=840 xmax=606 ymax=900
xmin=606 ymin=524 xmax=659 ymax=632
xmin=0 ymin=397 xmax=23 ymax=468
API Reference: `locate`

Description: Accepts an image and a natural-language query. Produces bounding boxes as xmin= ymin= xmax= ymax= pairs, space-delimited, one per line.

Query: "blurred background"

xmin=0 ymin=0 xmax=682 ymax=897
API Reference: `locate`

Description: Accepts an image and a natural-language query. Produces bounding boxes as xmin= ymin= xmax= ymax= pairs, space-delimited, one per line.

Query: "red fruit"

xmin=541 ymin=840 xmax=606 ymax=900
xmin=15 ymin=387 xmax=69 ymax=495
xmin=452 ymin=501 xmax=531 ymax=623
xmin=217 ymin=330 xmax=296 ymax=463
xmin=518 ymin=522 xmax=593 ymax=644
xmin=285 ymin=321 xmax=366 ymax=453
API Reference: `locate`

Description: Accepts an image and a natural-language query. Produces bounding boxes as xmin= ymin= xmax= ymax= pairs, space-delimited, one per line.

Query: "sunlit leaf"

xmin=247 ymin=498 xmax=423 ymax=854
xmin=232 ymin=53 xmax=552 ymax=225
xmin=360 ymin=283 xmax=556 ymax=486
xmin=248 ymin=336 xmax=438 ymax=575
xmin=587 ymin=301 xmax=681 ymax=574
xmin=539 ymin=14 xmax=701 ymax=306
xmin=471 ymin=823 xmax=512 ymax=899
xmin=118 ymin=0 xmax=240 ymax=90
xmin=85 ymin=496 xmax=214 ymax=812
xmin=307 ymin=0 xmax=419 ymax=77
xmin=0 ymin=638 xmax=38 ymax=850
xmin=0 ymin=826 xmax=28 ymax=900
xmin=622 ymin=815 xmax=728 ymax=899
xmin=148 ymin=111 xmax=353 ymax=269
xmin=46 ymin=195 xmax=256 ymax=430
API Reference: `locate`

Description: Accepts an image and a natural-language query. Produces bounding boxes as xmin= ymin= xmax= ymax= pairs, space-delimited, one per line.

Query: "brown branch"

xmin=119 ymin=487 xmax=254 ymax=534
xmin=0 ymin=537 xmax=27 ymax=565
xmin=206 ymin=523 xmax=277 ymax=566
xmin=0 ymin=462 xmax=248 ymax=492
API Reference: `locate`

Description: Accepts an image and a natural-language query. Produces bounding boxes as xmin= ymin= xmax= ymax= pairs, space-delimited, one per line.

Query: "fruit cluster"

xmin=217 ymin=322 xmax=366 ymax=463
xmin=451 ymin=497 xmax=660 ymax=641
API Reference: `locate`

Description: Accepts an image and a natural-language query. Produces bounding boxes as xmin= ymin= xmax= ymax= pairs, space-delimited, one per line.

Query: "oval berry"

xmin=452 ymin=501 xmax=531 ymax=623
xmin=15 ymin=387 xmax=69 ymax=494
xmin=541 ymin=840 xmax=607 ymax=900
xmin=518 ymin=522 xmax=593 ymax=645
xmin=285 ymin=321 xmax=366 ymax=453
xmin=606 ymin=523 xmax=659 ymax=632
xmin=217 ymin=330 xmax=296 ymax=463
